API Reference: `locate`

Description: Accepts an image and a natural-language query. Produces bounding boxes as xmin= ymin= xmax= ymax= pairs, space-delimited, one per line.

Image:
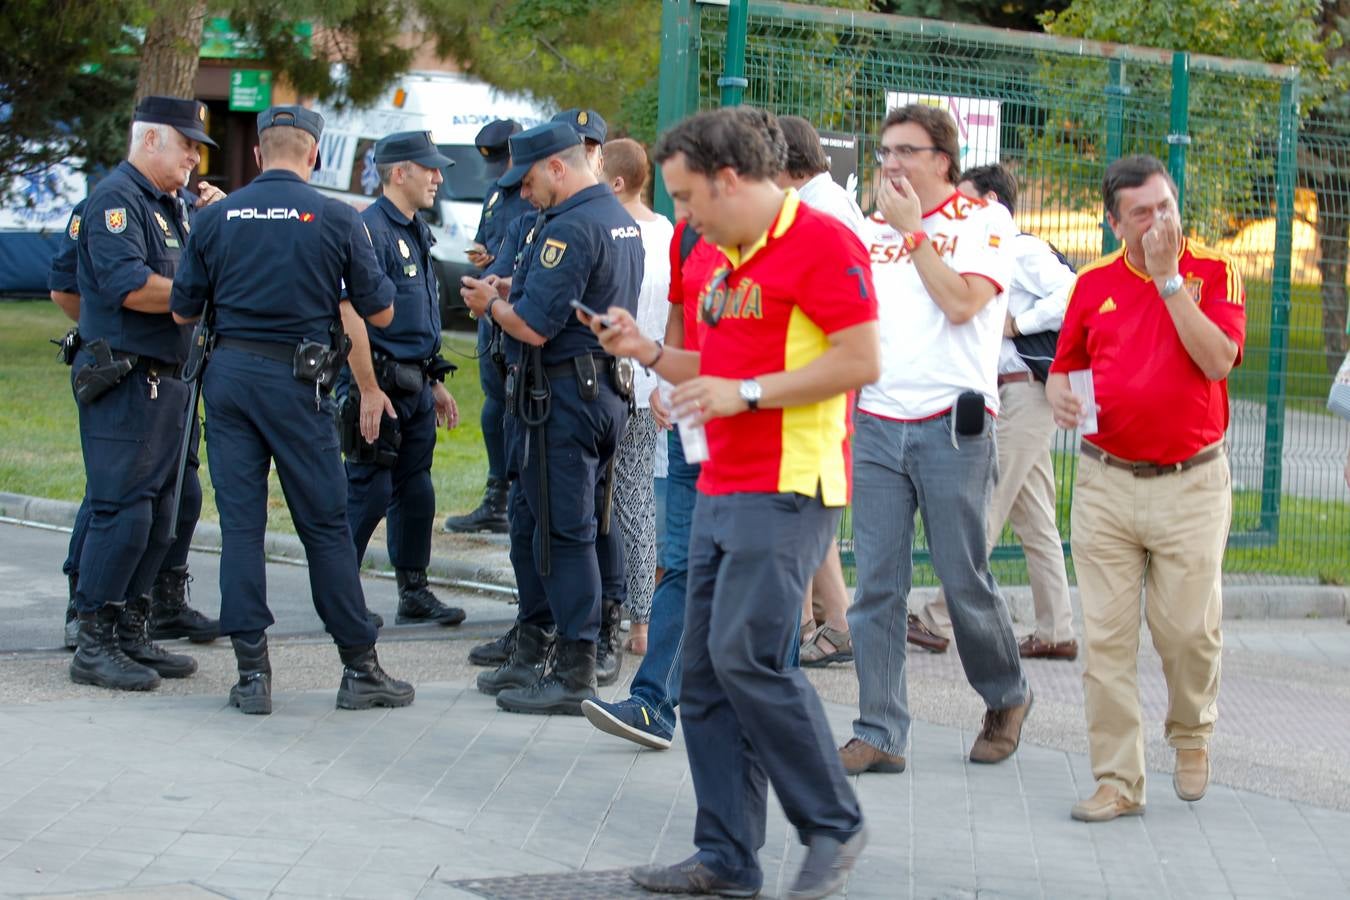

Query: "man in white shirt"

xmin=841 ymin=105 xmax=1031 ymax=776
xmin=910 ymin=164 xmax=1078 ymax=661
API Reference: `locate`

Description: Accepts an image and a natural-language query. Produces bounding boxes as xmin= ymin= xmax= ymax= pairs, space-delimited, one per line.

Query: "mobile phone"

xmin=569 ymin=299 xmax=612 ymax=328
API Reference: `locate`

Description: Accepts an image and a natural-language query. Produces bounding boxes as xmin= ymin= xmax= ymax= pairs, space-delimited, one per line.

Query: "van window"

xmin=437 ymin=145 xmax=494 ymax=203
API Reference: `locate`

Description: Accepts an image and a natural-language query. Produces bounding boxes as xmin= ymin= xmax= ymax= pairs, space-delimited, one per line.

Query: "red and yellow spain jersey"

xmin=1051 ymin=239 xmax=1246 ymax=464
xmin=696 ymin=190 xmax=878 ymax=505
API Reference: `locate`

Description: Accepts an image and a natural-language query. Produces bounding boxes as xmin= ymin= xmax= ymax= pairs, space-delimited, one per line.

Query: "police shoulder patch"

xmin=540 ymin=237 xmax=568 ymax=269
xmin=68 ymin=215 xmax=81 ymax=240
xmin=105 ymin=208 xmax=127 ymax=234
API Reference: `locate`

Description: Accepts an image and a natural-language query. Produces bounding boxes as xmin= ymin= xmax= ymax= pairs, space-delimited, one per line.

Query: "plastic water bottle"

xmin=659 ymin=382 xmax=710 ymax=464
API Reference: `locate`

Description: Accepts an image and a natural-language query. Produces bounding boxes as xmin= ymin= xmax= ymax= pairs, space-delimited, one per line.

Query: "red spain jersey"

xmin=668 ymin=219 xmax=722 ymax=352
xmin=1051 ymin=240 xmax=1246 ymax=464
xmin=696 ymin=190 xmax=877 ymax=504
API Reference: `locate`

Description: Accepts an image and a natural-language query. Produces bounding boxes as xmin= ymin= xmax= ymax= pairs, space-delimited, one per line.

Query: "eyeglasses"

xmin=874 ymin=144 xmax=941 ymax=163
xmin=700 ymin=268 xmax=732 ymax=327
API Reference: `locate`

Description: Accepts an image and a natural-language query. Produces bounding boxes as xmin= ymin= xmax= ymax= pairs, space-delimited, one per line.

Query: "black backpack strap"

xmin=679 ymin=222 xmax=699 ymax=265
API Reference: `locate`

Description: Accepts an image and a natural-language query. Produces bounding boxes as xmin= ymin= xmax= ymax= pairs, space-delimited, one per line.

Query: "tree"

xmin=137 ymin=0 xmax=211 ymax=100
xmin=877 ymin=0 xmax=1070 ymax=31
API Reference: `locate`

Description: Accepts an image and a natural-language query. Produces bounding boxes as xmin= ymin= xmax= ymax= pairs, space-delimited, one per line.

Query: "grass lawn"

xmin=0 ymin=300 xmax=491 ymax=533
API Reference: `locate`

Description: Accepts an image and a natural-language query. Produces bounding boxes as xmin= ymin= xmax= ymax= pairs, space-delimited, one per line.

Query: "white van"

xmin=310 ymin=71 xmax=548 ymax=322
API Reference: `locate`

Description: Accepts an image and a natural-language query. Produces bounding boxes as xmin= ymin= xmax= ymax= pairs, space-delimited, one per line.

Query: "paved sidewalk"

xmin=1 ymin=668 xmax=1348 ymax=900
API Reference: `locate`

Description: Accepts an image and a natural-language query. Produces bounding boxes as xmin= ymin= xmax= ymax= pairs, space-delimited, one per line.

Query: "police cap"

xmin=374 ymin=130 xmax=453 ymax=170
xmin=134 ymin=96 xmax=218 ymax=148
xmin=552 ymin=108 xmax=607 ymax=145
xmin=498 ymin=122 xmax=583 ymax=189
xmin=475 ymin=119 xmax=522 ymax=163
xmin=257 ymin=105 xmax=325 ymax=170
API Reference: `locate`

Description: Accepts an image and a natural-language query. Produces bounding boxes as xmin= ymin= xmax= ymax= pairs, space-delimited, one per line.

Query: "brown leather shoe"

xmin=1071 ymin=784 xmax=1145 ymax=822
xmin=839 ymin=738 xmax=906 ymax=775
xmin=906 ymin=614 xmax=949 ymax=653
xmin=969 ymin=688 xmax=1033 ymax=764
xmin=1174 ymin=747 xmax=1210 ymax=801
xmin=1018 ymin=634 xmax=1078 ymax=660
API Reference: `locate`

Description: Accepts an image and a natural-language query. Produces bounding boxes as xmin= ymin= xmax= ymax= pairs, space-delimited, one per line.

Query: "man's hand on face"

xmin=875 ymin=175 xmax=923 ymax=235
xmin=1142 ymin=210 xmax=1182 ymax=283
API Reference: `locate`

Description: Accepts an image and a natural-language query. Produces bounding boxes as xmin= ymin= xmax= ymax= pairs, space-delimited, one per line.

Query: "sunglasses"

xmin=700 ymin=268 xmax=733 ymax=327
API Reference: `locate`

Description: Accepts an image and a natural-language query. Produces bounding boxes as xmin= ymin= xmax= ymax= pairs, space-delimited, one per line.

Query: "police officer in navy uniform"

xmin=462 ymin=121 xmax=643 ymax=715
xmin=344 ymin=130 xmax=466 ymax=626
xmin=444 ymin=119 xmax=528 ymax=535
xmin=68 ymin=96 xmax=224 ymax=691
xmin=171 ymin=106 xmax=415 ymax=715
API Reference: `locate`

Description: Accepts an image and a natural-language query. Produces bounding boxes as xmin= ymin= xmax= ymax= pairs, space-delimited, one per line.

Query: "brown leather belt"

xmin=1081 ymin=442 xmax=1225 ymax=478
xmin=997 ymin=371 xmax=1034 ymax=386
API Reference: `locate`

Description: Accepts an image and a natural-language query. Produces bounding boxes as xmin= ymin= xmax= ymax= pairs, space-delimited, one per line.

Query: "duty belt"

xmin=114 ymin=351 xmax=182 ymax=379
xmin=542 ymin=352 xmax=613 ymax=379
xmin=214 ymin=337 xmax=295 ymax=363
xmin=1080 ymin=442 xmax=1225 ymax=478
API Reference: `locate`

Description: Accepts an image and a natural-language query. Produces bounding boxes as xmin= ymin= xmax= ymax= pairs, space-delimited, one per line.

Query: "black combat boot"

xmin=395 ymin=569 xmax=466 ymax=626
xmin=595 ymin=599 xmax=624 ymax=687
xmin=70 ymin=604 xmax=161 ymax=691
xmin=496 ymin=638 xmax=597 ymax=716
xmin=468 ymin=624 xmax=516 ymax=666
xmin=441 ymin=478 xmax=509 ymax=534
xmin=336 ymin=645 xmax=415 ymax=710
xmin=149 ymin=566 xmax=221 ymax=643
xmin=229 ymin=634 xmax=272 ymax=715
xmin=117 ymin=595 xmax=198 ymax=678
xmin=476 ymin=623 xmax=551 ymax=695
xmin=63 ymin=571 xmax=79 ymax=650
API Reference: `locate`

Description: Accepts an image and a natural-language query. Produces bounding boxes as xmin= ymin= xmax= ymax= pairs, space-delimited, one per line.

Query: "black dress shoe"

xmin=630 ymin=855 xmax=760 ymax=897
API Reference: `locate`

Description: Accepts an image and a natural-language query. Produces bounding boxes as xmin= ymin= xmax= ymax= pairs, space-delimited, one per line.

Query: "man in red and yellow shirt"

xmin=588 ymin=107 xmax=878 ymax=900
xmin=1048 ymin=154 xmax=1245 ymax=823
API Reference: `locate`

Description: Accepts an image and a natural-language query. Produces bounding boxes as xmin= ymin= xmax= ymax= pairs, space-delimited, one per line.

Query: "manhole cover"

xmin=447 ymin=867 xmax=736 ymax=899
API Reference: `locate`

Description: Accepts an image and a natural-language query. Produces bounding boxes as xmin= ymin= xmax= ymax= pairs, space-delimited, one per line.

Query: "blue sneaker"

xmin=581 ymin=697 xmax=673 ymax=750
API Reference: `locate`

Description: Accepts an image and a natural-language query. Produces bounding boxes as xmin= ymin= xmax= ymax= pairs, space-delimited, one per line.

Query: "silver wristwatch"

xmin=739 ymin=379 xmax=762 ymax=411
xmin=1159 ymin=273 xmax=1185 ymax=298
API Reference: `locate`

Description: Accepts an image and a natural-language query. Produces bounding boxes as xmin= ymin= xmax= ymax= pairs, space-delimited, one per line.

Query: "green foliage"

xmin=876 ymin=0 xmax=1069 ymax=31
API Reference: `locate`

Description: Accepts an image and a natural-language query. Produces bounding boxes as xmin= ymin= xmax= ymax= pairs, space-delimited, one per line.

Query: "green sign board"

xmin=229 ymin=69 xmax=272 ymax=112
xmin=201 ymin=18 xmax=313 ymax=60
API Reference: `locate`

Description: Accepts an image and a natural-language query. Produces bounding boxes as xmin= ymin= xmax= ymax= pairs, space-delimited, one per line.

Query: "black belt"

xmin=542 ymin=353 xmax=613 ymax=379
xmin=1081 ymin=442 xmax=1225 ymax=478
xmin=216 ymin=337 xmax=295 ymax=364
xmin=112 ymin=351 xmax=181 ymax=379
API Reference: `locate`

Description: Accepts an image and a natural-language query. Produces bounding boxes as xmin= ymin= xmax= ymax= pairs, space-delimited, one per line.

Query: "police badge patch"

xmin=540 ymin=238 xmax=567 ymax=268
xmin=398 ymin=238 xmax=411 ymax=259
xmin=153 ymin=211 xmax=172 ymax=236
xmin=68 ymin=215 xmax=81 ymax=240
xmin=105 ymin=208 xmax=127 ymax=234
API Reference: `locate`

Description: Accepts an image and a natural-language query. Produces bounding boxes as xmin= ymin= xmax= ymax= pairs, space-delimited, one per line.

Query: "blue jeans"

xmin=848 ymin=411 xmax=1028 ymax=755
xmin=628 ymin=428 xmax=699 ymax=734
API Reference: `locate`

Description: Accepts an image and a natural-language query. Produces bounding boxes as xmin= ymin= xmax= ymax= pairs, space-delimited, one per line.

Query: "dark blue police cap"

xmin=257 ymin=105 xmax=325 ymax=171
xmin=374 ymin=131 xmax=453 ymax=169
xmin=499 ymin=122 xmax=582 ymax=189
xmin=552 ymin=108 xmax=607 ymax=145
xmin=476 ymin=119 xmax=522 ymax=162
xmin=134 ymin=96 xmax=218 ymax=148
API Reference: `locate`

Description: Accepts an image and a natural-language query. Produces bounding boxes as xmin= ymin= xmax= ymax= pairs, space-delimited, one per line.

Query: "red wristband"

xmin=903 ymin=230 xmax=929 ymax=253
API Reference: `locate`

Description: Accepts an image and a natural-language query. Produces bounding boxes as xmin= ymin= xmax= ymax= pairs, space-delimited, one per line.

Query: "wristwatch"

xmin=1159 ymin=273 xmax=1185 ymax=298
xmin=739 ymin=379 xmax=762 ymax=412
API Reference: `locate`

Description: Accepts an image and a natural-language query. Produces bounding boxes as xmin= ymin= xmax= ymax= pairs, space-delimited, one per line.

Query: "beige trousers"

xmin=1071 ymin=446 xmax=1230 ymax=805
xmin=919 ymin=380 xmax=1074 ymax=642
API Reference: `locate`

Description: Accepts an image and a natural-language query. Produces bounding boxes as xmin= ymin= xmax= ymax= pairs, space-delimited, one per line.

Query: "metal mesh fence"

xmin=659 ymin=0 xmax=1349 ymax=585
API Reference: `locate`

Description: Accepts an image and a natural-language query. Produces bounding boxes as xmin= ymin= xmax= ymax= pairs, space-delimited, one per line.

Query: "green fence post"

xmin=719 ymin=0 xmax=749 ymax=106
xmin=1103 ymin=58 xmax=1128 ymax=255
xmin=654 ymin=0 xmax=699 ymax=220
xmin=1167 ymin=51 xmax=1191 ymax=212
xmin=1259 ymin=76 xmax=1300 ymax=537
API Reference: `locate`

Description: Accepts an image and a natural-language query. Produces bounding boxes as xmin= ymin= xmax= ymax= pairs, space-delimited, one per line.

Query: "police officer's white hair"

xmin=377 ymin=161 xmax=409 ymax=185
xmin=130 ymin=122 xmax=175 ymax=155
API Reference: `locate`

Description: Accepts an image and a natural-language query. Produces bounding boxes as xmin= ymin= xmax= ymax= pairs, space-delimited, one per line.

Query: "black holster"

xmin=51 ymin=327 xmax=82 ymax=366
xmin=337 ymin=386 xmax=401 ymax=469
xmin=73 ymin=339 xmax=133 ymax=405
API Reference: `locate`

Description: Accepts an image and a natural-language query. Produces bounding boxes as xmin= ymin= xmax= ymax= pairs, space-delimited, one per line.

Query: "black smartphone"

xmin=954 ymin=389 xmax=986 ymax=436
xmin=569 ymin=298 xmax=612 ymax=328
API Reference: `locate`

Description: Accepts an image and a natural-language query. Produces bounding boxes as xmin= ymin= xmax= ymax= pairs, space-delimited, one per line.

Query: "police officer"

xmin=552 ymin=108 xmax=607 ymax=176
xmin=444 ymin=119 xmax=528 ymax=535
xmin=462 ymin=121 xmax=642 ymax=715
xmin=68 ymin=96 xmax=222 ymax=691
xmin=170 ymin=106 xmax=414 ymax=715
xmin=344 ymin=130 xmax=465 ymax=626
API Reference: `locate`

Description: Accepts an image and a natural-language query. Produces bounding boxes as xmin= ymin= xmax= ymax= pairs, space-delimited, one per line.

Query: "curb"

xmin=3 ymin=491 xmax=1346 ymax=621
xmin=0 ymin=491 xmax=517 ymax=600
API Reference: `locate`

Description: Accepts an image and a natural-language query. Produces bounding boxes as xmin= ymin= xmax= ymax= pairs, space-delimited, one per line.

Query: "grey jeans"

xmin=847 ymin=410 xmax=1028 ymax=755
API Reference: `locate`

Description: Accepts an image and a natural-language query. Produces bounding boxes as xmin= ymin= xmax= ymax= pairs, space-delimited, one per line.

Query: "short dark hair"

xmin=778 ymin=115 xmax=830 ymax=179
xmin=728 ymin=105 xmax=786 ymax=175
xmin=958 ymin=163 xmax=1018 ymax=216
xmin=1103 ymin=154 xmax=1178 ymax=219
xmin=653 ymin=107 xmax=779 ymax=181
xmin=881 ymin=104 xmax=961 ymax=185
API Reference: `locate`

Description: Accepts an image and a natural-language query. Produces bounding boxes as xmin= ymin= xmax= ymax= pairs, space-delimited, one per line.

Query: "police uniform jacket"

xmin=76 ymin=161 xmax=195 ymax=363
xmin=48 ymin=199 xmax=85 ymax=295
xmin=506 ymin=183 xmax=643 ymax=367
xmin=171 ymin=170 xmax=394 ymax=340
xmin=484 ymin=210 xmax=537 ymax=282
xmin=475 ymin=179 xmax=534 ymax=261
xmin=361 ymin=195 xmax=440 ymax=361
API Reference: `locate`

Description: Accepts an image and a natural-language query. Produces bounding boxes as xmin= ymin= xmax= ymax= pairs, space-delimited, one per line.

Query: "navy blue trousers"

xmin=203 ymin=347 xmax=377 ymax=649
xmin=477 ymin=319 xmax=507 ymax=483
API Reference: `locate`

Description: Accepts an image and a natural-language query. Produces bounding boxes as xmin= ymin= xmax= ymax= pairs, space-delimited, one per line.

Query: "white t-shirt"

xmin=858 ymin=190 xmax=1014 ymax=419
xmin=999 ymin=232 xmax=1074 ymax=375
xmin=632 ymin=213 xmax=674 ymax=408
xmin=797 ymin=172 xmax=866 ymax=239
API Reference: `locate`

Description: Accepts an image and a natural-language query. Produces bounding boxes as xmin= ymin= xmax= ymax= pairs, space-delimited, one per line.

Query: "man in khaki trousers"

xmin=1047 ymin=154 xmax=1244 ymax=822
xmin=910 ymin=164 xmax=1077 ymax=661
